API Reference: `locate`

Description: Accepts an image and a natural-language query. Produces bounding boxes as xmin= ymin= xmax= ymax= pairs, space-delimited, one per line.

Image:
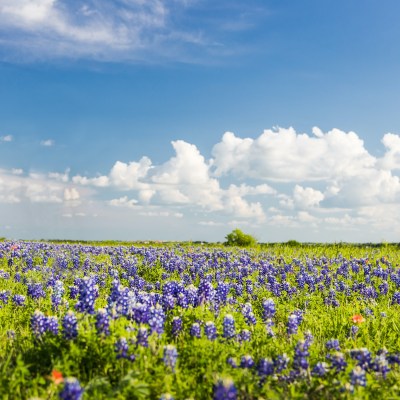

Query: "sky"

xmin=1 ymin=0 xmax=400 ymax=242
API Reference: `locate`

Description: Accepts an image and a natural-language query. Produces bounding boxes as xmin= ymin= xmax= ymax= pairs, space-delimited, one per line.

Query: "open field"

xmin=1 ymin=240 xmax=400 ymax=399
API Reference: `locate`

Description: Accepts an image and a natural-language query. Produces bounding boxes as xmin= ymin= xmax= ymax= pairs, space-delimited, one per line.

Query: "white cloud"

xmin=108 ymin=196 xmax=138 ymax=208
xmin=0 ymin=135 xmax=13 ymax=142
xmin=378 ymin=133 xmax=400 ymax=171
xmin=138 ymin=211 xmax=183 ymax=218
xmin=11 ymin=168 xmax=23 ymax=175
xmin=109 ymin=157 xmax=152 ymax=190
xmin=40 ymin=139 xmax=54 ymax=147
xmin=212 ymin=127 xmax=375 ymax=182
xmin=293 ymin=185 xmax=324 ymax=208
xmin=64 ymin=187 xmax=80 ymax=201
xmin=72 ymin=174 xmax=109 ymax=187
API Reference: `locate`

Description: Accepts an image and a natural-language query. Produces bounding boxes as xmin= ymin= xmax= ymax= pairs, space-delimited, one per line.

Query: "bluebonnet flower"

xmin=205 ymin=321 xmax=217 ymax=341
xmin=380 ymin=312 xmax=387 ymax=317
xmin=239 ymin=329 xmax=251 ymax=342
xmin=223 ymin=314 xmax=236 ymax=339
xmin=287 ymin=314 xmax=300 ymax=335
xmin=257 ymin=358 xmax=274 ymax=377
xmin=262 ymin=298 xmax=276 ymax=320
xmin=226 ymin=357 xmax=238 ymax=368
xmin=0 ymin=290 xmax=10 ymax=304
xmin=326 ymin=339 xmax=340 ymax=351
xmin=51 ymin=280 xmax=65 ymax=310
xmin=27 ymin=282 xmax=46 ymax=300
xmin=47 ymin=316 xmax=59 ymax=335
xmin=148 ymin=305 xmax=165 ymax=335
xmin=115 ymin=338 xmax=135 ymax=361
xmin=171 ymin=316 xmax=183 ymax=337
xmin=31 ymin=310 xmax=47 ymax=339
xmin=163 ymin=345 xmax=178 ymax=371
xmin=240 ymin=355 xmax=255 ymax=368
xmin=350 ymin=348 xmax=373 ymax=370
xmin=312 ymin=362 xmax=329 ymax=377
xmin=159 ymin=394 xmax=174 ymax=400
xmin=12 ymin=294 xmax=26 ymax=306
xmin=274 ymin=354 xmax=290 ymax=373
xmin=242 ymin=303 xmax=257 ymax=326
xmin=392 ymin=292 xmax=400 ymax=305
xmin=213 ymin=377 xmax=237 ymax=400
xmin=69 ymin=285 xmax=79 ymax=300
xmin=350 ymin=325 xmax=359 ymax=338
xmin=190 ymin=322 xmax=202 ymax=338
xmin=265 ymin=319 xmax=275 ymax=338
xmin=177 ymin=292 xmax=188 ymax=308
xmin=327 ymin=352 xmax=347 ymax=372
xmin=137 ymin=327 xmax=149 ymax=347
xmin=372 ymin=351 xmax=390 ymax=378
xmin=349 ymin=366 xmax=367 ymax=387
xmin=293 ymin=340 xmax=310 ymax=371
xmin=62 ymin=311 xmax=78 ymax=340
xmin=75 ymin=277 xmax=99 ymax=314
xmin=216 ymin=282 xmax=230 ymax=304
xmin=59 ymin=377 xmax=84 ymax=400
xmin=185 ymin=285 xmax=198 ymax=307
xmin=95 ymin=308 xmax=110 ymax=336
xmin=198 ymin=280 xmax=215 ymax=304
xmin=162 ymin=294 xmax=176 ymax=311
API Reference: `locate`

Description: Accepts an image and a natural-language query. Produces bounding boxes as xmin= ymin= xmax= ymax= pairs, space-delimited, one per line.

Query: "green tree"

xmin=224 ymin=229 xmax=257 ymax=247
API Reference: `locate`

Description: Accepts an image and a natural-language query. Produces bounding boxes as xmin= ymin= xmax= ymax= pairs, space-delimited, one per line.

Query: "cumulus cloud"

xmin=379 ymin=133 xmax=400 ymax=171
xmin=3 ymin=126 xmax=400 ymax=241
xmin=293 ymin=185 xmax=324 ymax=208
xmin=211 ymin=127 xmax=375 ymax=181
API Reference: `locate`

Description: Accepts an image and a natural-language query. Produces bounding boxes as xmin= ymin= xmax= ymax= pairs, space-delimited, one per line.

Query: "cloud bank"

xmin=1 ymin=127 xmax=400 ymax=241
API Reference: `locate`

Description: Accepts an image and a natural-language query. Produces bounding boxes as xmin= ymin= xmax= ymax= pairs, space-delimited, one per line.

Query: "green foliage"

xmin=224 ymin=229 xmax=257 ymax=247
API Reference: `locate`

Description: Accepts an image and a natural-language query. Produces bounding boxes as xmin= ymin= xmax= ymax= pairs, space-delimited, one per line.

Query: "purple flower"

xmin=349 ymin=366 xmax=366 ymax=387
xmin=287 ymin=314 xmax=300 ymax=335
xmin=240 ymin=355 xmax=254 ymax=368
xmin=312 ymin=362 xmax=329 ymax=377
xmin=190 ymin=322 xmax=202 ymax=338
xmin=262 ymin=298 xmax=276 ymax=320
xmin=205 ymin=321 xmax=217 ymax=341
xmin=171 ymin=316 xmax=183 ymax=337
xmin=137 ymin=327 xmax=149 ymax=347
xmin=327 ymin=352 xmax=347 ymax=372
xmin=46 ymin=316 xmax=59 ymax=335
xmin=115 ymin=337 xmax=135 ymax=361
xmin=326 ymin=339 xmax=340 ymax=351
xmin=75 ymin=277 xmax=99 ymax=314
xmin=163 ymin=345 xmax=178 ymax=371
xmin=213 ymin=378 xmax=237 ymax=400
xmin=257 ymin=358 xmax=274 ymax=377
xmin=95 ymin=308 xmax=110 ymax=336
xmin=148 ymin=305 xmax=165 ymax=335
xmin=62 ymin=311 xmax=78 ymax=340
xmin=59 ymin=377 xmax=83 ymax=400
xmin=31 ymin=310 xmax=47 ymax=339
xmin=223 ymin=314 xmax=236 ymax=339
xmin=12 ymin=294 xmax=26 ymax=306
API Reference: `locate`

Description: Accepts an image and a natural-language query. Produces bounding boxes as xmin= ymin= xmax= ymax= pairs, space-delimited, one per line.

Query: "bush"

xmin=224 ymin=229 xmax=257 ymax=247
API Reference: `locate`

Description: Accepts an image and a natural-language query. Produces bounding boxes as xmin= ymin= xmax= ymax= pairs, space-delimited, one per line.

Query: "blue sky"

xmin=1 ymin=0 xmax=400 ymax=242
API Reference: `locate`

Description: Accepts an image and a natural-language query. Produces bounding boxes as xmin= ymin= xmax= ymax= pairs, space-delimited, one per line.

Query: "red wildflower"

xmin=351 ymin=314 xmax=365 ymax=324
xmin=51 ymin=370 xmax=64 ymax=384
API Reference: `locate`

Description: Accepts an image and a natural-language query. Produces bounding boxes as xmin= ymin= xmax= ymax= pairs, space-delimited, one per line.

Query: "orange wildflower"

xmin=351 ymin=314 xmax=365 ymax=324
xmin=51 ymin=370 xmax=64 ymax=385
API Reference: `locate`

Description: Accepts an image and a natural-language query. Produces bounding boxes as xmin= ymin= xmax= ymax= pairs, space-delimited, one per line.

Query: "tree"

xmin=224 ymin=229 xmax=257 ymax=247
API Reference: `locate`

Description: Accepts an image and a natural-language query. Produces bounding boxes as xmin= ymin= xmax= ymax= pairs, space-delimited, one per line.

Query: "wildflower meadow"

xmin=1 ymin=240 xmax=400 ymax=399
